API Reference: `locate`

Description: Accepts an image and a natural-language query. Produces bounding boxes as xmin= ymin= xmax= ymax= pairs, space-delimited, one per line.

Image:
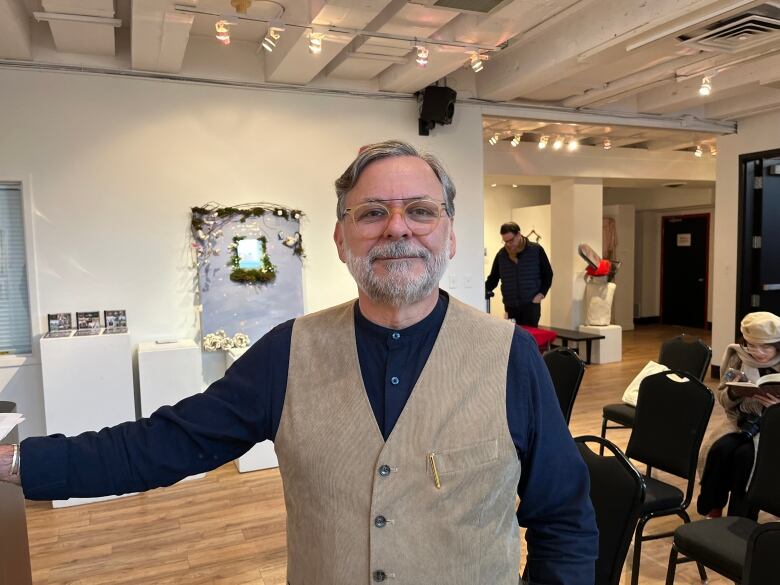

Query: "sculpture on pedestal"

xmin=578 ymin=243 xmax=621 ymax=327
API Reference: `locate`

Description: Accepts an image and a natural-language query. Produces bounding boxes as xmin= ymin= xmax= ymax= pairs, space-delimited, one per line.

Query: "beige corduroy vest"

xmin=274 ymin=297 xmax=521 ymax=585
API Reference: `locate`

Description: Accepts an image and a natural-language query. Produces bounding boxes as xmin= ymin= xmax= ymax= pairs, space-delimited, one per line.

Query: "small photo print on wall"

xmin=48 ymin=313 xmax=72 ymax=332
xmin=104 ymin=310 xmax=127 ymax=333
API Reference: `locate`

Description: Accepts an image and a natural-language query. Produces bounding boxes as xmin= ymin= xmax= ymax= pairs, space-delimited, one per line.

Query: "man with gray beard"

xmin=3 ymin=140 xmax=597 ymax=585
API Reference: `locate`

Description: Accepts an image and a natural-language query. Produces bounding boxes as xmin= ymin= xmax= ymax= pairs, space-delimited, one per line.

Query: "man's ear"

xmin=334 ymin=222 xmax=347 ymax=263
xmin=448 ymin=221 xmax=457 ymax=259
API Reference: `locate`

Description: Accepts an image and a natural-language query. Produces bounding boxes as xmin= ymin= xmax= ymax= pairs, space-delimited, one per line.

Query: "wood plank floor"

xmin=25 ymin=324 xmax=758 ymax=584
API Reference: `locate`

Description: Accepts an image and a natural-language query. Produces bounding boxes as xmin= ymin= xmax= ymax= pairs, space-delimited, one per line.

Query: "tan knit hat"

xmin=740 ymin=312 xmax=780 ymax=345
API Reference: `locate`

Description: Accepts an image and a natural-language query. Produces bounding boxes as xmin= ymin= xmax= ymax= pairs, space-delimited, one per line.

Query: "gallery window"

xmin=0 ymin=183 xmax=32 ymax=355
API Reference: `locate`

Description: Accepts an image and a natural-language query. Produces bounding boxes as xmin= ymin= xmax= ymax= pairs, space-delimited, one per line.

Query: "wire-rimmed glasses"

xmin=342 ymin=197 xmax=448 ymax=238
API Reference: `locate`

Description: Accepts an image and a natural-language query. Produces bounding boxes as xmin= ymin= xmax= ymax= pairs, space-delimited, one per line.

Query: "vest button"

xmin=390 ymin=376 xmax=399 ymax=385
xmin=374 ymin=515 xmax=387 ymax=528
xmin=373 ymin=570 xmax=387 ymax=582
xmin=391 ymin=332 xmax=400 ymax=340
xmin=378 ymin=464 xmax=391 ymax=477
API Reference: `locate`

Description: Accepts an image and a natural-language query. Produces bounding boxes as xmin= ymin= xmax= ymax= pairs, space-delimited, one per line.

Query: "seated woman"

xmin=697 ymin=311 xmax=780 ymax=518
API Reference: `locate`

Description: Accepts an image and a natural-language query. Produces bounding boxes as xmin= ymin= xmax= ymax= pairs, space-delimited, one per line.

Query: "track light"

xmin=710 ymin=145 xmax=718 ymax=157
xmin=416 ymin=45 xmax=429 ymax=67
xmin=488 ymin=133 xmax=499 ymax=146
xmin=490 ymin=183 xmax=497 ymax=187
xmin=538 ymin=135 xmax=548 ymax=149
xmin=510 ymin=134 xmax=522 ymax=147
xmin=512 ymin=184 xmax=518 ymax=188
xmin=699 ymin=76 xmax=712 ymax=97
xmin=552 ymin=136 xmax=564 ymax=150
xmin=470 ymin=52 xmax=484 ymax=73
xmin=694 ymin=145 xmax=703 ymax=157
xmin=603 ymin=138 xmax=612 ymax=150
xmin=308 ymin=29 xmax=324 ymax=54
xmin=567 ymin=138 xmax=579 ymax=152
xmin=215 ymin=20 xmax=231 ymax=45
xmin=262 ymin=21 xmax=285 ymax=52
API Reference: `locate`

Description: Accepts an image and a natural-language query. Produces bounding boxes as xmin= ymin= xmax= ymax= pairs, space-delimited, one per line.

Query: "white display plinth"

xmin=226 ymin=347 xmax=278 ymax=473
xmin=40 ymin=331 xmax=136 ymax=507
xmin=578 ymin=324 xmax=622 ymax=364
xmin=138 ymin=340 xmax=205 ymax=481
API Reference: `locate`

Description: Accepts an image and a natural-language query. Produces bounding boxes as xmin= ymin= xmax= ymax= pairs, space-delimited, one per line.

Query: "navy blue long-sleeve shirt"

xmin=21 ymin=292 xmax=596 ymax=584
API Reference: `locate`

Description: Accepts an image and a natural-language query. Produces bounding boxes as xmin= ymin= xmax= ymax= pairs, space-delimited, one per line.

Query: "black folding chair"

xmin=544 ymin=347 xmax=585 ymax=425
xmin=665 ymin=404 xmax=780 ymax=585
xmin=624 ymin=370 xmax=714 ymax=585
xmin=575 ymin=436 xmax=645 ymax=585
xmin=600 ymin=334 xmax=711 ymax=445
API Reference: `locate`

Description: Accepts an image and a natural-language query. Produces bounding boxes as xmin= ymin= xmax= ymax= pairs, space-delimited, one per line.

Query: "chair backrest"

xmin=657 ymin=334 xmax=712 ymax=381
xmin=742 ymin=522 xmax=780 ymax=585
xmin=543 ymin=347 xmax=585 ymax=424
xmin=746 ymin=404 xmax=780 ymax=516
xmin=626 ymin=371 xmax=714 ymax=486
xmin=575 ymin=436 xmax=646 ymax=585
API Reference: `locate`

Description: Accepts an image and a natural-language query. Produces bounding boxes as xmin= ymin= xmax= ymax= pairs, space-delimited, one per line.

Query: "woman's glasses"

xmin=342 ymin=198 xmax=448 ymax=239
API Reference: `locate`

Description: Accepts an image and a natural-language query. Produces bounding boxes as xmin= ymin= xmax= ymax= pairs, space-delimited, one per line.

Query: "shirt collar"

xmin=354 ymin=290 xmax=449 ymax=341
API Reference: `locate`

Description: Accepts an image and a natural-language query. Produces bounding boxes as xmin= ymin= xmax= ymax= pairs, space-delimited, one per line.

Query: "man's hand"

xmin=532 ymin=293 xmax=544 ymax=304
xmin=0 ymin=444 xmax=21 ymax=486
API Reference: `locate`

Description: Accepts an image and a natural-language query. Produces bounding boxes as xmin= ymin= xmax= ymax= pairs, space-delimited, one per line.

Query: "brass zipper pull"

xmin=428 ymin=452 xmax=441 ymax=489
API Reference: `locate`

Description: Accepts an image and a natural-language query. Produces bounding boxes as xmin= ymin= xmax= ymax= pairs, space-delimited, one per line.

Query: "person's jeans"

xmin=506 ymin=303 xmax=541 ymax=327
xmin=697 ymin=431 xmax=755 ymax=517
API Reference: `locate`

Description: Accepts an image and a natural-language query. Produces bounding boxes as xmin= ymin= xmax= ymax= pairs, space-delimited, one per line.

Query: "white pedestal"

xmin=578 ymin=324 xmax=622 ymax=364
xmin=40 ymin=332 xmax=136 ymax=507
xmin=138 ymin=340 xmax=205 ymax=481
xmin=226 ymin=348 xmax=278 ymax=473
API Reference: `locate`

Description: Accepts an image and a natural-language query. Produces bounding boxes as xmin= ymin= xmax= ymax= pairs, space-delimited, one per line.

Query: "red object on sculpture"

xmin=520 ymin=326 xmax=557 ymax=352
xmin=585 ymin=259 xmax=611 ymax=277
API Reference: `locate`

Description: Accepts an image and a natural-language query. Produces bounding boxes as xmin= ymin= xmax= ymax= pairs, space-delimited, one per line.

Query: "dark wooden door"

xmin=661 ymin=214 xmax=709 ymax=328
xmin=738 ymin=153 xmax=780 ymax=325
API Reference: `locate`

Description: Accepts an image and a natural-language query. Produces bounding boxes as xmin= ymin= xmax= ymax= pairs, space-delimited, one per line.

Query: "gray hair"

xmin=334 ymin=140 xmax=456 ymax=219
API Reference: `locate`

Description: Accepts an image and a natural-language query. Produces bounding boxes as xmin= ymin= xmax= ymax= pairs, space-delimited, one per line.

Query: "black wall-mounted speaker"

xmin=417 ymin=86 xmax=457 ymax=136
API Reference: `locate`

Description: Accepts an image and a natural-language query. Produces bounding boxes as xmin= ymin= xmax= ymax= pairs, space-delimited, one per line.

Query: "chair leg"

xmin=665 ymin=543 xmax=679 ymax=585
xmin=675 ymin=511 xmax=708 ymax=583
xmin=630 ymin=516 xmax=648 ymax=585
xmin=599 ymin=417 xmax=608 ymax=455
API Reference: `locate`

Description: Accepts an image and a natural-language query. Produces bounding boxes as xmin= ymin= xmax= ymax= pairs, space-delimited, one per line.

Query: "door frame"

xmin=737 ymin=147 xmax=780 ymax=336
xmin=659 ymin=212 xmax=711 ymax=328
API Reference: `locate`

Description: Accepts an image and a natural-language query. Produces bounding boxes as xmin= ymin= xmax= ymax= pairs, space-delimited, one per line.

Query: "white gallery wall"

xmin=714 ymin=110 xmax=780 ymax=367
xmin=0 ymin=68 xmax=485 ymax=439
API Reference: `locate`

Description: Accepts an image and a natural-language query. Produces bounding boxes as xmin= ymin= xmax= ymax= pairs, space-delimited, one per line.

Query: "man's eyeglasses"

xmin=342 ymin=198 xmax=448 ymax=238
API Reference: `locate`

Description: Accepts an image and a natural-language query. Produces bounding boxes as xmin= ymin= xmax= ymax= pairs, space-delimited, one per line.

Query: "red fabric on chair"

xmin=520 ymin=326 xmax=557 ymax=352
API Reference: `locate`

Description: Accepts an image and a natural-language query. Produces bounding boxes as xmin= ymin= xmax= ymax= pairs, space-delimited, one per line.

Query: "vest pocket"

xmin=430 ymin=439 xmax=498 ymax=475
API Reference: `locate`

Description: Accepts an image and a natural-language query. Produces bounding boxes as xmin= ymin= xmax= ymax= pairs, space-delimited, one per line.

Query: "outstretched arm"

xmin=9 ymin=322 xmax=292 ymax=501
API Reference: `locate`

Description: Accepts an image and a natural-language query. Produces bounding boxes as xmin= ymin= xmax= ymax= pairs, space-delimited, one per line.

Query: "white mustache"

xmin=367 ymin=242 xmax=430 ymax=262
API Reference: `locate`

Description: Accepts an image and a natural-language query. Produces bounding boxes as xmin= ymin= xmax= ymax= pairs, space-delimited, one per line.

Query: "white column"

xmin=550 ymin=178 xmax=603 ymax=329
